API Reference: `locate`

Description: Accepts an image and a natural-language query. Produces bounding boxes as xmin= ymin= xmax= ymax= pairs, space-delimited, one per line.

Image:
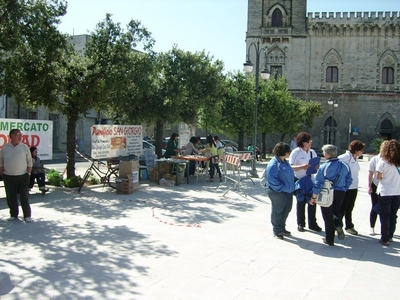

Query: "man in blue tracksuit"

xmin=310 ymin=145 xmax=352 ymax=246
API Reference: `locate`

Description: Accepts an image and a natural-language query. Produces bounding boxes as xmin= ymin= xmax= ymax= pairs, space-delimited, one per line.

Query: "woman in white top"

xmin=289 ymin=132 xmax=321 ymax=232
xmin=338 ymin=140 xmax=365 ymax=235
xmin=376 ymin=139 xmax=400 ymax=246
xmin=367 ymin=154 xmax=380 ymax=235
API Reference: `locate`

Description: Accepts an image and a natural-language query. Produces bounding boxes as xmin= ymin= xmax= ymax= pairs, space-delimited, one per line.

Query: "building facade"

xmin=246 ymin=0 xmax=400 ymax=152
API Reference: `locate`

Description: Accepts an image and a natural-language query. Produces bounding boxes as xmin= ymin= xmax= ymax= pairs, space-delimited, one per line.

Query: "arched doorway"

xmin=379 ymin=118 xmax=393 ymax=140
xmin=324 ymin=116 xmax=337 ymax=145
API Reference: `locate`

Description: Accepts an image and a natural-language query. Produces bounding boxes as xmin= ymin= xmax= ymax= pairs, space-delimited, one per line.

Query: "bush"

xmin=47 ymin=169 xmax=61 ymax=186
xmin=371 ymin=138 xmax=384 ymax=154
xmin=62 ymin=176 xmax=82 ymax=188
xmin=88 ymin=175 xmax=99 ymax=185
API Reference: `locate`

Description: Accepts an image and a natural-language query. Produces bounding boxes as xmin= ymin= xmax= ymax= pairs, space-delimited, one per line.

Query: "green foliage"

xmin=47 ymin=169 xmax=61 ymax=186
xmin=88 ymin=175 xmax=100 ymax=185
xmin=371 ymin=138 xmax=384 ymax=153
xmin=62 ymin=176 xmax=82 ymax=188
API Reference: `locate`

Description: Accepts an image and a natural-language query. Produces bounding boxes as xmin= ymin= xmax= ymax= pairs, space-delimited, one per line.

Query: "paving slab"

xmin=0 ymin=160 xmax=399 ymax=299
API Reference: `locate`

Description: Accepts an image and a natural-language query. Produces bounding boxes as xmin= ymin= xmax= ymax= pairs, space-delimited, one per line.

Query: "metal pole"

xmin=331 ymin=104 xmax=334 ymax=146
xmin=251 ymin=41 xmax=260 ymax=177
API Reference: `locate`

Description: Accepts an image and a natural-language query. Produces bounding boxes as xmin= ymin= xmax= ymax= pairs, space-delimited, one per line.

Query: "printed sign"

xmin=91 ymin=125 xmax=142 ymax=159
xmin=0 ymin=118 xmax=53 ymax=160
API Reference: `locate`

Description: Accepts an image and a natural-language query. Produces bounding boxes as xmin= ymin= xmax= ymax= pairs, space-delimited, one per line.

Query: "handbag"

xmin=211 ymin=155 xmax=219 ymax=164
xmin=315 ymin=166 xmax=334 ymax=207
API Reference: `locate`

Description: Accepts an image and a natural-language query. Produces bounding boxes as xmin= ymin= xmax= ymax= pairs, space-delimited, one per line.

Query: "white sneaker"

xmin=369 ymin=228 xmax=376 ymax=236
xmin=24 ymin=217 xmax=33 ymax=223
xmin=7 ymin=217 xmax=17 ymax=221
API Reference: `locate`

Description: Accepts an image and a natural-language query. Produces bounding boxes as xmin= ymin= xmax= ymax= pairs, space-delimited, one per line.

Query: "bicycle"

xmin=75 ymin=149 xmax=119 ymax=192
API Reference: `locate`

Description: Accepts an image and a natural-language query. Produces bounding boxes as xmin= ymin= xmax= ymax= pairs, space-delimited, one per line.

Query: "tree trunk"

xmin=238 ymin=131 xmax=245 ymax=151
xmin=155 ymin=120 xmax=164 ymax=158
xmin=280 ymin=133 xmax=286 ymax=142
xmin=261 ymin=132 xmax=267 ymax=155
xmin=66 ymin=114 xmax=78 ymax=178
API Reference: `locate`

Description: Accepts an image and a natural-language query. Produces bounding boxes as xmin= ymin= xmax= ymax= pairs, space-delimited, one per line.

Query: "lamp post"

xmin=243 ymin=39 xmax=270 ymax=177
xmin=327 ymin=97 xmax=338 ymax=146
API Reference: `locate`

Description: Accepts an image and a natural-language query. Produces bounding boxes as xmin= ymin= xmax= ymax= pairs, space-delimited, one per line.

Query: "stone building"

xmin=246 ymin=0 xmax=400 ymax=152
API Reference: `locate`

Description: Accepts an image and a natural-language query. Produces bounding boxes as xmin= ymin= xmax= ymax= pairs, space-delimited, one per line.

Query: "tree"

xmin=59 ymin=15 xmax=155 ymax=177
xmin=1 ymin=0 xmax=68 ymax=103
xmin=217 ymin=71 xmax=255 ymax=150
xmin=118 ymin=46 xmax=225 ymax=157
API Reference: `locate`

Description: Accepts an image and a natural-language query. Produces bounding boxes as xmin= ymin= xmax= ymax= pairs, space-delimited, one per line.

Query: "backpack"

xmin=315 ymin=165 xmax=334 ymax=207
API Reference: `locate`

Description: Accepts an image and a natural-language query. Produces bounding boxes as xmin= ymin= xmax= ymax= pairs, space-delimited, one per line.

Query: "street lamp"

xmin=243 ymin=39 xmax=270 ymax=177
xmin=327 ymin=97 xmax=338 ymax=145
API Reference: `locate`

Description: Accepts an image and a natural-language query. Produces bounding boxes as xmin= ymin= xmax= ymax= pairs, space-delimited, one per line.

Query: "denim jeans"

xmin=379 ymin=195 xmax=400 ymax=243
xmin=267 ymin=188 xmax=293 ymax=235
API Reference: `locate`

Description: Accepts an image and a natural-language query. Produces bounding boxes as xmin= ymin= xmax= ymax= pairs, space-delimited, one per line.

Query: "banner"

xmin=0 ymin=118 xmax=53 ymax=160
xmin=91 ymin=125 xmax=142 ymax=159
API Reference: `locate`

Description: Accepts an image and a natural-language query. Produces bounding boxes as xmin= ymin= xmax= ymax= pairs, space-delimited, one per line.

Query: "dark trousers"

xmin=29 ymin=173 xmax=46 ymax=188
xmin=267 ymin=188 xmax=293 ymax=235
xmin=296 ymin=199 xmax=318 ymax=228
xmin=370 ymin=183 xmax=379 ymax=228
xmin=320 ymin=190 xmax=345 ymax=245
xmin=3 ymin=173 xmax=31 ymax=219
xmin=209 ymin=162 xmax=221 ymax=179
xmin=340 ymin=188 xmax=358 ymax=230
xmin=379 ymin=195 xmax=400 ymax=243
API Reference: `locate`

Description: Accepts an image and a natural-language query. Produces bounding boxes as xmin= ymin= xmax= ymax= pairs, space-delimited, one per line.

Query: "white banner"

xmin=91 ymin=125 xmax=142 ymax=159
xmin=0 ymin=118 xmax=53 ymax=160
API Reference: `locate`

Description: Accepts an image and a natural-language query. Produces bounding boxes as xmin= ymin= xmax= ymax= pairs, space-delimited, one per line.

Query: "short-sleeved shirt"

xmin=368 ymin=154 xmax=380 ymax=186
xmin=289 ymin=147 xmax=317 ymax=179
xmin=338 ymin=150 xmax=360 ymax=190
xmin=376 ymin=158 xmax=400 ymax=196
xmin=0 ymin=142 xmax=32 ymax=175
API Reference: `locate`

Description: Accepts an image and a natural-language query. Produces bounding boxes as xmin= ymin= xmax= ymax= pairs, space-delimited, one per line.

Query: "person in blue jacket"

xmin=265 ymin=142 xmax=295 ymax=240
xmin=310 ymin=145 xmax=352 ymax=246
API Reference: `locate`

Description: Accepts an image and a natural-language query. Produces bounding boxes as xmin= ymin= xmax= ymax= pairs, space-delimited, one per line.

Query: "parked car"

xmin=220 ymin=139 xmax=239 ymax=149
xmin=148 ymin=139 xmax=168 ymax=150
xmin=143 ymin=140 xmax=166 ymax=155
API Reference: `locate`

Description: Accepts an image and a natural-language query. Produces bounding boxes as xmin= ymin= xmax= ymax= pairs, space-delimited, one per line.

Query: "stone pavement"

xmin=0 ymin=159 xmax=399 ymax=300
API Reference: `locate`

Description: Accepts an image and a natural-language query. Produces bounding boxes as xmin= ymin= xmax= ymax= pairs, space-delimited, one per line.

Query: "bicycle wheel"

xmin=79 ymin=169 xmax=92 ymax=192
xmin=107 ymin=169 xmax=119 ymax=189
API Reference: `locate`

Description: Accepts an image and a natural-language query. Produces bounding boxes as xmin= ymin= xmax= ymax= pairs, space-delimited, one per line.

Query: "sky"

xmin=58 ymin=0 xmax=399 ymax=73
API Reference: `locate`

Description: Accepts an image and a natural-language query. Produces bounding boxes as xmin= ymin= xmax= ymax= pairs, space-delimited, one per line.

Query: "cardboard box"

xmin=119 ymin=160 xmax=139 ymax=178
xmin=116 ymin=175 xmax=134 ymax=194
xmin=159 ymin=178 xmax=175 ymax=186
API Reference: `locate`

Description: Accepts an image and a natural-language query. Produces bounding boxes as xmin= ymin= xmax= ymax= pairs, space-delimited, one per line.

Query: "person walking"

xmin=367 ymin=154 xmax=380 ymax=236
xmin=0 ymin=129 xmax=33 ymax=222
xmin=338 ymin=140 xmax=365 ymax=235
xmin=310 ymin=145 xmax=352 ymax=246
xmin=375 ymin=139 xmax=400 ymax=246
xmin=265 ymin=142 xmax=295 ymax=240
xmin=289 ymin=132 xmax=322 ymax=232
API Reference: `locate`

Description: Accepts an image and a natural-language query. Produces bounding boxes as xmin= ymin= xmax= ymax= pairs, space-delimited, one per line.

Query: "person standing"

xmin=265 ymin=142 xmax=295 ymax=239
xmin=368 ymin=154 xmax=381 ymax=236
xmin=289 ymin=132 xmax=321 ymax=232
xmin=375 ymin=139 xmax=400 ymax=246
xmin=310 ymin=145 xmax=352 ymax=246
xmin=184 ymin=136 xmax=200 ymax=176
xmin=0 ymin=129 xmax=33 ymax=222
xmin=164 ymin=133 xmax=180 ymax=158
xmin=204 ymin=134 xmax=222 ymax=182
xmin=338 ymin=140 xmax=365 ymax=235
xmin=290 ymin=136 xmax=297 ymax=151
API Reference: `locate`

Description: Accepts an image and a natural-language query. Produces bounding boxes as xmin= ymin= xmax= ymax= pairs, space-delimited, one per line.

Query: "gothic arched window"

xmin=271 ymin=9 xmax=283 ymax=27
xmin=382 ymin=67 xmax=394 ymax=84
